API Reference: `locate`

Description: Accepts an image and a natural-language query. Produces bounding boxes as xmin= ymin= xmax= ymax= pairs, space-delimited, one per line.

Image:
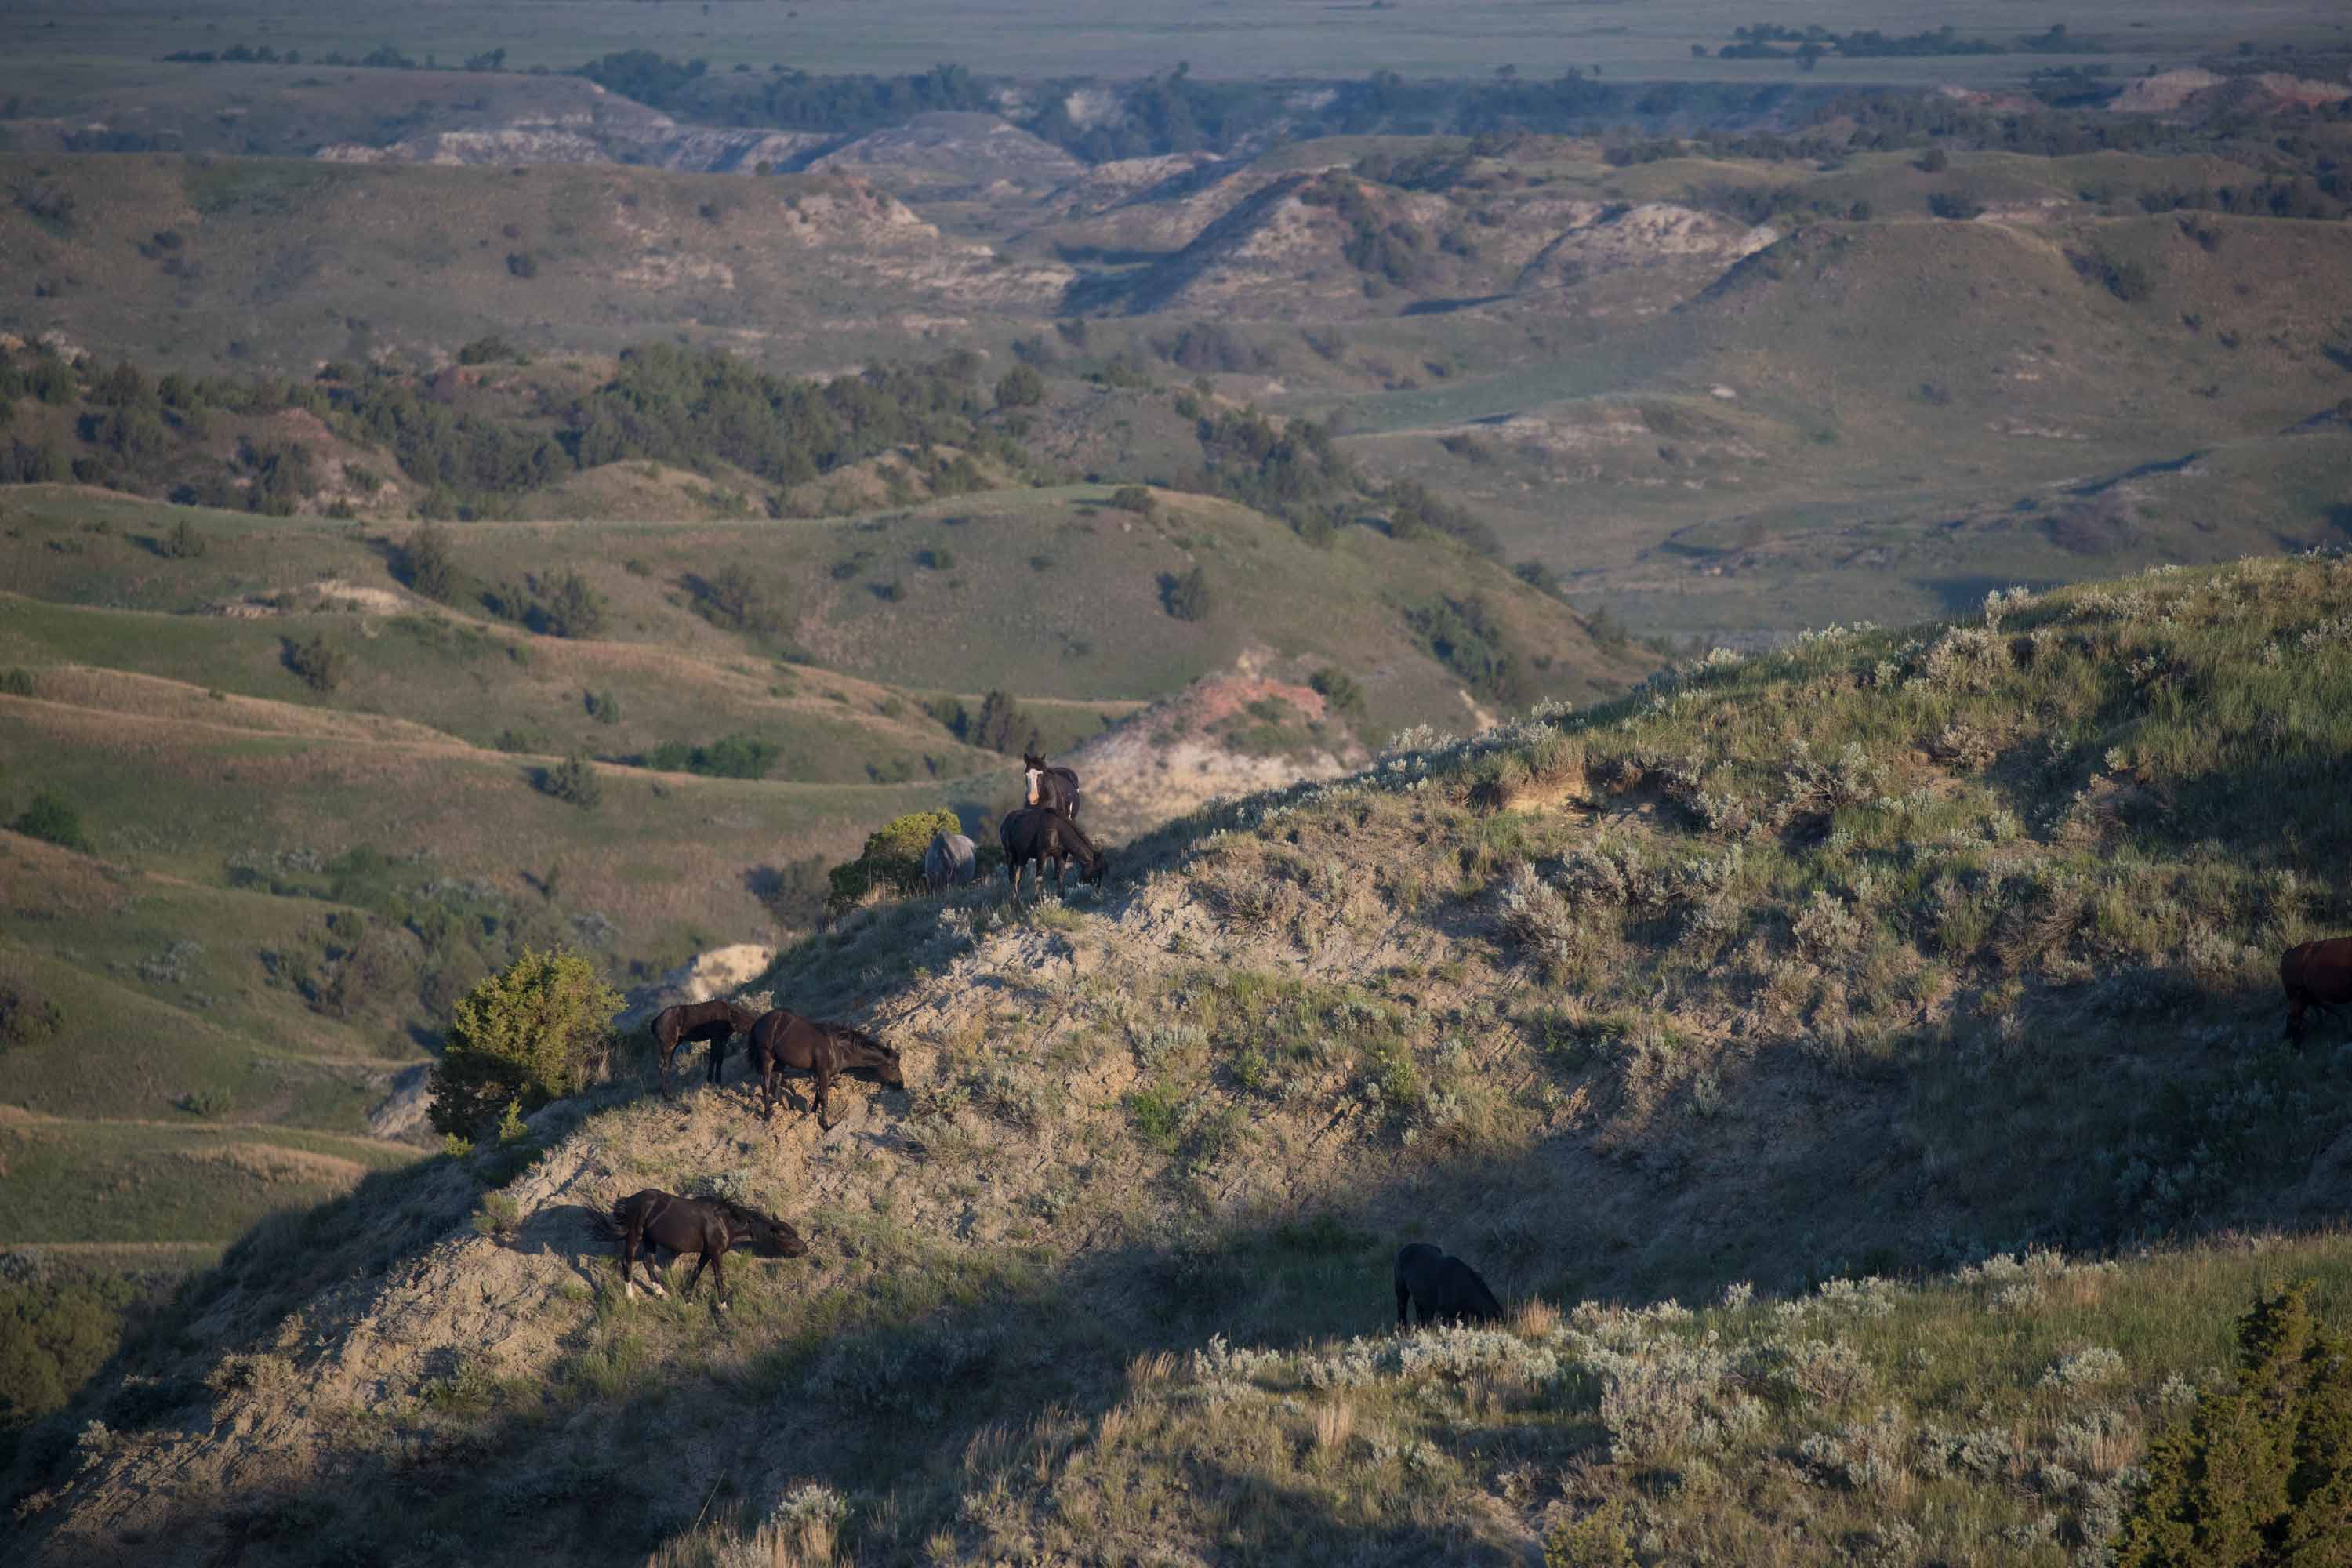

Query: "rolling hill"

xmin=8 ymin=546 xmax=2350 ymax=1562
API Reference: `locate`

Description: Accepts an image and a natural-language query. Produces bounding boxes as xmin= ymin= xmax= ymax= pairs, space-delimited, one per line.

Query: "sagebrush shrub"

xmin=9 ymin=789 xmax=89 ymax=852
xmin=426 ymin=949 xmax=622 ymax=1137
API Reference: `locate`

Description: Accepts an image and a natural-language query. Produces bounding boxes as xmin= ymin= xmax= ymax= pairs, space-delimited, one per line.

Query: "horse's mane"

xmin=703 ymin=1193 xmax=786 ymax=1230
xmin=826 ymin=1023 xmax=896 ymax=1058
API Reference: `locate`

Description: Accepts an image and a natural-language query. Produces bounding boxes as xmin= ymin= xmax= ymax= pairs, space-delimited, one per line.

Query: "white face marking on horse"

xmin=1025 ymin=768 xmax=1040 ymax=805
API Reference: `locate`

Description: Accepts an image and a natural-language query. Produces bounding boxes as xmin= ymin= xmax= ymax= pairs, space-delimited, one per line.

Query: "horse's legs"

xmin=622 ymin=1217 xmax=666 ymax=1299
xmin=1396 ymin=1280 xmax=1411 ymax=1329
xmin=709 ymin=1246 xmax=729 ymax=1309
xmin=2286 ymin=991 xmax=2308 ymax=1044
xmin=760 ymin=1060 xmax=777 ymax=1122
xmin=813 ymin=1061 xmax=837 ymax=1130
xmin=682 ymin=1247 xmax=710 ymax=1298
xmin=655 ymin=1027 xmax=674 ymax=1100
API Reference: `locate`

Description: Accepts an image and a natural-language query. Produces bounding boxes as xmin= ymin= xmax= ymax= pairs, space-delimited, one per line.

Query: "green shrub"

xmin=584 ymin=689 xmax=622 ymax=724
xmin=1545 ymin=1504 xmax=1635 ymax=1568
xmin=2111 ymin=1281 xmax=2351 ymax=1567
xmin=1163 ymin=564 xmax=1213 ymax=622
xmin=161 ymin=518 xmax=207 ymax=559
xmin=456 ymin=334 xmax=521 ymax=366
xmin=827 ymin=808 xmax=963 ymax=910
xmin=0 ymin=668 xmax=34 ymax=697
xmin=426 ymin=949 xmax=622 ymax=1138
xmin=0 ymin=964 xmax=63 ymax=1047
xmin=10 ymin=790 xmax=89 ymax=852
xmin=538 ymin=752 xmax=603 ymax=809
xmin=1109 ymin=485 xmax=1157 ymax=515
xmin=1309 ymin=666 xmax=1365 ymax=721
xmin=282 ymin=632 xmax=344 ymax=692
xmin=993 ymin=364 xmax=1045 ymax=410
xmin=398 ymin=523 xmax=459 ymax=601
xmin=0 ymin=1269 xmax=143 ymax=1437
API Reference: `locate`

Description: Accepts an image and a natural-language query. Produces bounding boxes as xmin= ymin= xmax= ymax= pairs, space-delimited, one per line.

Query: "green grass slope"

xmin=8 ymin=547 xmax=2349 ymax=1563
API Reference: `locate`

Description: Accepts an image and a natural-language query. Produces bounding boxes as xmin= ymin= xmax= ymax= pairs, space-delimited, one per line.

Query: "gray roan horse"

xmin=648 ymin=999 xmax=762 ymax=1099
xmin=607 ymin=1188 xmax=805 ymax=1307
xmin=923 ymin=829 xmax=978 ymax=891
xmin=747 ymin=1008 xmax=905 ymax=1129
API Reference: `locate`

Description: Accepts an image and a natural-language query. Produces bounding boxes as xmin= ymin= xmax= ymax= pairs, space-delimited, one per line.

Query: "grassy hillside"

xmin=0 ymin=153 xmax=1066 ymax=376
xmin=9 ymin=547 xmax=2348 ymax=1561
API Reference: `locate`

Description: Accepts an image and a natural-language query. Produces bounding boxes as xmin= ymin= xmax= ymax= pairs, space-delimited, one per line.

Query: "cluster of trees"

xmin=162 ymin=42 xmax=510 ymax=71
xmin=0 ymin=342 xmax=1025 ymax=520
xmin=1406 ymin=593 xmax=1531 ymax=705
xmin=1712 ymin=22 xmax=2090 ymax=64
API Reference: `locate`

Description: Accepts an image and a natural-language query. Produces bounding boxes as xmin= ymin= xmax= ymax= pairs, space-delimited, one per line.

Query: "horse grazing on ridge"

xmin=924 ymin=829 xmax=978 ymax=892
xmin=607 ymin=1188 xmax=805 ymax=1308
xmin=649 ymin=999 xmax=762 ymax=1099
xmin=1393 ymin=1243 xmax=1504 ymax=1329
xmin=1000 ymin=805 xmax=1105 ymax=895
xmin=2281 ymin=936 xmax=2352 ymax=1044
xmin=1022 ymin=750 xmax=1083 ymax=821
xmin=747 ymin=1008 xmax=905 ymax=1129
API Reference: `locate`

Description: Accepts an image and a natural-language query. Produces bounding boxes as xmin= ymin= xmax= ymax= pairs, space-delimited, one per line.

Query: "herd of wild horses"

xmin=605 ymin=755 xmax=2352 ymax=1310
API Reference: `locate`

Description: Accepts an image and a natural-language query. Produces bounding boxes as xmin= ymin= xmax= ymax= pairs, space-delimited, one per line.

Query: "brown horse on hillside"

xmin=1000 ymin=804 xmax=1106 ymax=896
xmin=649 ymin=999 xmax=762 ymax=1099
xmin=2281 ymin=936 xmax=2352 ymax=1044
xmin=1022 ymin=750 xmax=1083 ymax=820
xmin=747 ymin=1008 xmax=905 ymax=1129
xmin=606 ymin=1188 xmax=805 ymax=1308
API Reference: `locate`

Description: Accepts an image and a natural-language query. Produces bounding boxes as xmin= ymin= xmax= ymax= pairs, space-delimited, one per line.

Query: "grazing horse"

xmin=649 ymin=999 xmax=763 ymax=1099
xmin=608 ymin=1188 xmax=805 ymax=1308
xmin=2281 ymin=936 xmax=2352 ymax=1044
xmin=748 ymin=1008 xmax=905 ymax=1129
xmin=923 ymin=829 xmax=978 ymax=892
xmin=1393 ymin=1243 xmax=1504 ymax=1328
xmin=1000 ymin=804 xmax=1106 ymax=896
xmin=1022 ymin=750 xmax=1083 ymax=821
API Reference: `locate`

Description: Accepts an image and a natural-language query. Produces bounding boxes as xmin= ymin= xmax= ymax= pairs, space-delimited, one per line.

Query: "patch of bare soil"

xmin=1063 ymin=663 xmax=1366 ymax=843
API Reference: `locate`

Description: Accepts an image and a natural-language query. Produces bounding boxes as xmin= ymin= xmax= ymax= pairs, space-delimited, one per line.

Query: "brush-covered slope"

xmin=12 ymin=549 xmax=2351 ymax=1563
xmin=0 ymin=154 xmax=1069 ymax=376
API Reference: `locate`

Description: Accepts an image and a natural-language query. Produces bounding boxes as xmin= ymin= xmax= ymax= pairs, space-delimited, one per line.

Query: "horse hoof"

xmin=716 ymin=1299 xmax=731 ymax=1312
xmin=624 ymin=1281 xmax=638 ymax=1299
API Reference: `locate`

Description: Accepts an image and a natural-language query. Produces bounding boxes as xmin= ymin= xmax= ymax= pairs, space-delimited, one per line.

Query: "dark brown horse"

xmin=607 ymin=1188 xmax=805 ymax=1308
xmin=1022 ymin=750 xmax=1083 ymax=820
xmin=1000 ymin=804 xmax=1105 ymax=896
xmin=1393 ymin=1243 xmax=1504 ymax=1328
xmin=747 ymin=1008 xmax=905 ymax=1129
xmin=649 ymin=999 xmax=762 ymax=1099
xmin=2282 ymin=936 xmax=2352 ymax=1044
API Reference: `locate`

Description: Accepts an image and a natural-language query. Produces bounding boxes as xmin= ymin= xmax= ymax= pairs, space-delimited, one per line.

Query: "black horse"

xmin=607 ymin=1188 xmax=806 ymax=1308
xmin=648 ymin=999 xmax=762 ymax=1099
xmin=1000 ymin=804 xmax=1106 ymax=895
xmin=748 ymin=1008 xmax=906 ymax=1129
xmin=1022 ymin=750 xmax=1083 ymax=820
xmin=1394 ymin=1243 xmax=1504 ymax=1327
